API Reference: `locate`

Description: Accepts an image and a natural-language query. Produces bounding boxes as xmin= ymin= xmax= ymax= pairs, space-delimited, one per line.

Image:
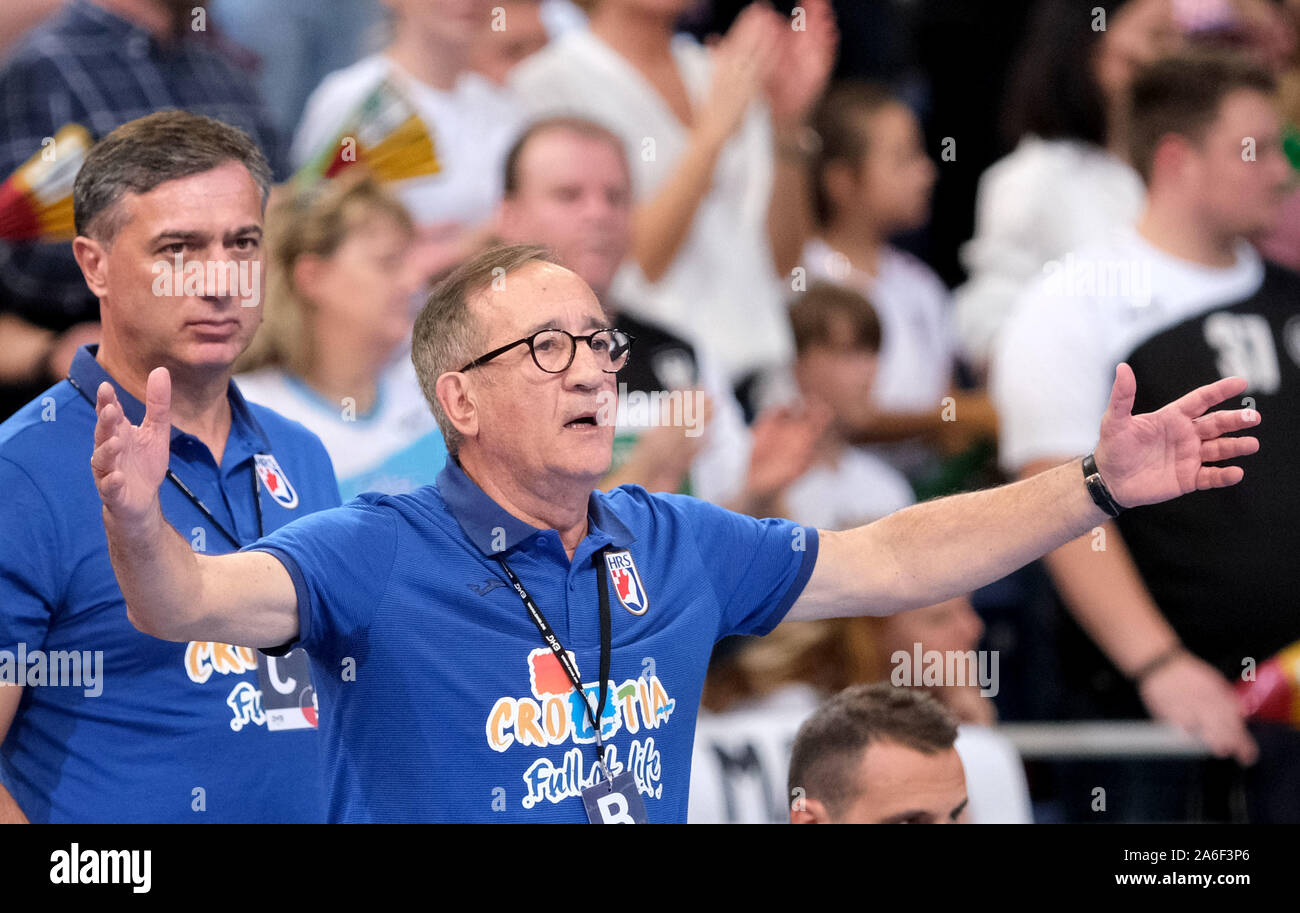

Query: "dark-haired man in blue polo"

xmin=0 ymin=111 xmax=337 ymax=823
xmin=92 ymin=243 xmax=1262 ymax=823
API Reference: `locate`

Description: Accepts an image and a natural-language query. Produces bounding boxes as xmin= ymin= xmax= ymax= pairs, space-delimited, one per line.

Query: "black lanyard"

xmin=163 ymin=464 xmax=264 ymax=549
xmin=496 ymin=546 xmax=613 ymax=780
xmin=67 ymin=373 xmax=265 ymax=549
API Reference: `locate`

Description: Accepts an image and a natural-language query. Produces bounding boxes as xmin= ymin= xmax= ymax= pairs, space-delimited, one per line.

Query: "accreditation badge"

xmin=582 ymin=771 xmax=649 ymax=824
xmin=256 ymin=648 xmax=318 ymax=731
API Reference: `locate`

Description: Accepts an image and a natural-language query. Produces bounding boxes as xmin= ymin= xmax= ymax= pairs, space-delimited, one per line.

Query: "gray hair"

xmin=73 ymin=110 xmax=272 ymax=243
xmin=412 ymin=242 xmax=558 ymax=457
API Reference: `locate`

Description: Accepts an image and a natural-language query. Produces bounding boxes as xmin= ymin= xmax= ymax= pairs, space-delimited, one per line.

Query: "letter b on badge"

xmin=582 ymin=771 xmax=648 ymax=823
xmin=597 ymin=792 xmax=635 ymax=824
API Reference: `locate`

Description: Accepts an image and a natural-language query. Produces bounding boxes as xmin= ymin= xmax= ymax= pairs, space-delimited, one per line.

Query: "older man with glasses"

xmin=90 ymin=242 xmax=1262 ymax=823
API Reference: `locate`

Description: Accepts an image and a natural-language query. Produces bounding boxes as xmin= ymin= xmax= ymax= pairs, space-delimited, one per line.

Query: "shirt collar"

xmin=68 ymin=345 xmax=271 ymax=453
xmin=227 ymin=377 xmax=272 ymax=453
xmin=588 ymin=490 xmax=636 ymax=550
xmin=436 ymin=458 xmax=636 ymax=557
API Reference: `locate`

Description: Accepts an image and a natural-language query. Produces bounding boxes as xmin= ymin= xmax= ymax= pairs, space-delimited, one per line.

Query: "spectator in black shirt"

xmin=993 ymin=53 xmax=1300 ymax=820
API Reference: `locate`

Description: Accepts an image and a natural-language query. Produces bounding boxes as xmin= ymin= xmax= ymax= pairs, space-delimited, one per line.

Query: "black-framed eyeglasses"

xmin=459 ymin=328 xmax=635 ymax=374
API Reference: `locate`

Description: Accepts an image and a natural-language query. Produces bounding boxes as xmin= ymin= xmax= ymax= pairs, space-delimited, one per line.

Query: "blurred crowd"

xmin=3 ymin=0 xmax=1300 ymax=823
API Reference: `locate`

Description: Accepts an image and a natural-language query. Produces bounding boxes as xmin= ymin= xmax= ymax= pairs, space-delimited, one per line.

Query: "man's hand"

xmin=733 ymin=400 xmax=831 ymax=514
xmin=88 ymin=364 xmax=298 ymax=647
xmin=765 ymin=0 xmax=838 ymax=128
xmin=91 ymin=368 xmax=171 ymax=529
xmin=698 ymin=4 xmax=781 ymax=148
xmin=795 ymin=367 xmax=1259 ymax=621
xmin=1139 ymin=652 xmax=1259 ymax=765
xmin=1093 ymin=363 xmax=1260 ymax=509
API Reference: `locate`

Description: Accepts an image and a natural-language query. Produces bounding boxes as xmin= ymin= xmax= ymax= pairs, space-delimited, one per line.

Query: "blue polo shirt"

xmin=0 ymin=346 xmax=339 ymax=822
xmin=248 ymin=459 xmax=820 ymax=822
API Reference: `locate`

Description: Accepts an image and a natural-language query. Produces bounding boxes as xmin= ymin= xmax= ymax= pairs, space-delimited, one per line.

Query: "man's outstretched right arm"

xmin=91 ymin=368 xmax=298 ymax=648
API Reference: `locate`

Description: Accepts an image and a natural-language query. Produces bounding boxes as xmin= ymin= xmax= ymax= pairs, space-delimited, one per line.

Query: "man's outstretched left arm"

xmin=790 ymin=364 xmax=1260 ymax=620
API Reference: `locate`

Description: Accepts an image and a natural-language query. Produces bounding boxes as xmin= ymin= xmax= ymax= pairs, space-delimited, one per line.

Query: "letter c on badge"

xmin=265 ymin=655 xmax=297 ymax=695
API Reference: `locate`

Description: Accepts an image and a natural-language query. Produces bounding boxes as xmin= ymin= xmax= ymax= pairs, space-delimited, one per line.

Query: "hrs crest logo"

xmin=605 ymin=550 xmax=648 ymax=616
xmin=254 ymin=454 xmax=299 ymax=509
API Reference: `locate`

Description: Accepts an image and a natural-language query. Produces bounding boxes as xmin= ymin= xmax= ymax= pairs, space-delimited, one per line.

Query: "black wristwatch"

xmin=1082 ymin=452 xmax=1125 ymax=518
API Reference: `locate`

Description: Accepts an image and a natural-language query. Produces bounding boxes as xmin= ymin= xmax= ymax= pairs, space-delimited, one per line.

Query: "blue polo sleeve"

xmin=0 ymin=457 xmax=62 ymax=659
xmin=242 ymin=495 xmax=399 ymax=657
xmin=652 ymin=492 xmax=819 ymax=640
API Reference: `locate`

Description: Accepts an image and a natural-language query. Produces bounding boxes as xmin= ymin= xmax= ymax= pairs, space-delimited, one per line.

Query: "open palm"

xmin=765 ymin=0 xmax=838 ymax=125
xmin=1093 ymin=363 xmax=1260 ymax=509
xmin=745 ymin=401 xmax=831 ymax=501
xmin=90 ymin=367 xmax=173 ymax=526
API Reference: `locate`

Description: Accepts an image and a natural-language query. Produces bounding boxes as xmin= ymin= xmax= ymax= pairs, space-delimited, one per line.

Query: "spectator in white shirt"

xmin=953 ymin=0 xmax=1181 ymax=377
xmin=786 ymin=282 xmax=916 ymax=529
xmin=803 ymin=82 xmax=998 ymax=486
xmin=236 ymin=173 xmax=447 ymax=500
xmin=509 ymin=0 xmax=837 ymax=390
xmin=992 ymin=54 xmax=1296 ymax=813
xmin=292 ymin=0 xmax=524 ymax=279
xmin=466 ymin=0 xmax=550 ymax=87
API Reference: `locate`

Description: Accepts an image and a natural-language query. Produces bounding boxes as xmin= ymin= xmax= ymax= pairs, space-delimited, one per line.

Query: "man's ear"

xmin=435 ymin=371 xmax=479 ymax=444
xmin=789 ymin=797 xmax=834 ymax=824
xmin=71 ymin=235 xmax=110 ymax=299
